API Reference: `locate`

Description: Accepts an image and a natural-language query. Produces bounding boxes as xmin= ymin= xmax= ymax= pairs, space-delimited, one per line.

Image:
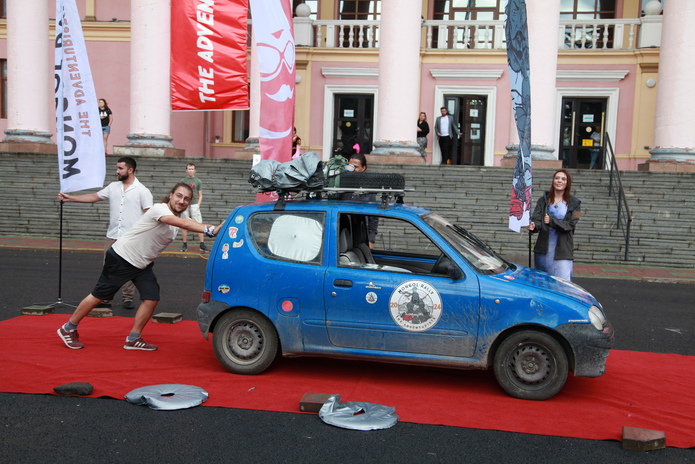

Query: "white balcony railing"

xmin=308 ymin=18 xmax=645 ymax=51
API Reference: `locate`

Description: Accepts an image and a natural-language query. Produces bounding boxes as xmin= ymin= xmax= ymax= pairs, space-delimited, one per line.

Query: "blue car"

xmin=197 ymin=192 xmax=614 ymax=400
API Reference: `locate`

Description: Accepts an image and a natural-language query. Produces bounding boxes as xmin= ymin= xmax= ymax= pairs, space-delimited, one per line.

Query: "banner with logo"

xmin=171 ymin=0 xmax=249 ymax=111
xmin=249 ymin=0 xmax=295 ymax=163
xmin=54 ymin=0 xmax=105 ymax=193
xmin=506 ymin=0 xmax=533 ymax=233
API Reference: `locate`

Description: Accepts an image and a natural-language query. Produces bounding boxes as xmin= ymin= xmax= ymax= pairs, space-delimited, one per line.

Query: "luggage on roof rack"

xmin=248 ymin=152 xmax=325 ymax=192
xmin=249 ymin=153 xmax=407 ymax=210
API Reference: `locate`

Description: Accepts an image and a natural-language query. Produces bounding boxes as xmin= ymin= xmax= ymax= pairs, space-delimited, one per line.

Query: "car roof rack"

xmin=268 ymin=186 xmax=408 ymax=211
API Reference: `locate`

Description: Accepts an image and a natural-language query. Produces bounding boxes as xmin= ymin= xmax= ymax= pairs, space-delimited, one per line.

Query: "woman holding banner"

xmin=526 ymin=169 xmax=581 ymax=281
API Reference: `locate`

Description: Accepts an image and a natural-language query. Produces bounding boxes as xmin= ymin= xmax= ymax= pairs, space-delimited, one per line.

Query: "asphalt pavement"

xmin=1 ymin=248 xmax=693 ymax=463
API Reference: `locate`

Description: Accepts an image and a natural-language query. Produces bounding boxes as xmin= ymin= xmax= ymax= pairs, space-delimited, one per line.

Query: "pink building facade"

xmin=0 ymin=0 xmax=692 ymax=171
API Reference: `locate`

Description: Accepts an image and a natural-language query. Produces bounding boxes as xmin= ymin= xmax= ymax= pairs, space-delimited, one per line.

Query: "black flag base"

xmin=22 ymin=299 xmax=77 ymax=316
xmin=23 ymin=201 xmax=80 ymax=315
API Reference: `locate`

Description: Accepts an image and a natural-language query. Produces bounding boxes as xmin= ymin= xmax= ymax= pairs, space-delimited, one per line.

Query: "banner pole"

xmin=58 ymin=200 xmax=64 ymax=304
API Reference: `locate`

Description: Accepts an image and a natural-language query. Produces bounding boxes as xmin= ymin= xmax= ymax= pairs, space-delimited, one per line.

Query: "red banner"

xmin=171 ymin=0 xmax=249 ymax=111
xmin=249 ymin=0 xmax=295 ymax=163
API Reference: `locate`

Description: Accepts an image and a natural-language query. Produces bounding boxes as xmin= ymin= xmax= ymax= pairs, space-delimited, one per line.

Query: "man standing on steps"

xmin=179 ymin=162 xmax=209 ymax=253
xmin=58 ymin=156 xmax=153 ymax=310
xmin=434 ymin=107 xmax=459 ymax=165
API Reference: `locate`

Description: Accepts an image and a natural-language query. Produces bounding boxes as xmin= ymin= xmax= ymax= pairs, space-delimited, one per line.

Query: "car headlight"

xmin=588 ymin=305 xmax=606 ymax=330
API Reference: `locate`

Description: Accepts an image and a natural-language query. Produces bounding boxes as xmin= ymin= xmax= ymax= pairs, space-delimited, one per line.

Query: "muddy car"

xmin=197 ymin=183 xmax=613 ymax=400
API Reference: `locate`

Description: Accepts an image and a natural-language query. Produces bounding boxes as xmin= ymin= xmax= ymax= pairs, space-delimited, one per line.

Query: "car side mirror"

xmin=447 ymin=264 xmax=464 ymax=280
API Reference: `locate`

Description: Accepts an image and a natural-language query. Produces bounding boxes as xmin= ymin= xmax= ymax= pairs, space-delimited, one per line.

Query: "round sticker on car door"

xmin=389 ymin=280 xmax=442 ymax=332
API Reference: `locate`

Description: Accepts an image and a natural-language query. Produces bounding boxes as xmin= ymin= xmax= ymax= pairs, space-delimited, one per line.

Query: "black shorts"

xmin=92 ymin=248 xmax=160 ymax=301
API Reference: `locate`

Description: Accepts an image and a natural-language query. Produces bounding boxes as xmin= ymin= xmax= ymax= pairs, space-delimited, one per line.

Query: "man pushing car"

xmin=57 ymin=183 xmax=223 ymax=351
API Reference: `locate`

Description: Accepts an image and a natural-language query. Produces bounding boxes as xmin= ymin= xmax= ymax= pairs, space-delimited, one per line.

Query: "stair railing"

xmin=604 ymin=132 xmax=633 ymax=260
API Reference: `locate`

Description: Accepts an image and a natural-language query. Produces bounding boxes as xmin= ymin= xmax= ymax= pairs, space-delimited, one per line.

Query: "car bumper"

xmin=556 ymin=321 xmax=615 ymax=378
xmin=196 ymin=300 xmax=230 ymax=340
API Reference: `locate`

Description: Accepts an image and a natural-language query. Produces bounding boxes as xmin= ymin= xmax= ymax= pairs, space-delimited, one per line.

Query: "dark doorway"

xmin=333 ymin=94 xmax=374 ymax=157
xmin=444 ymin=95 xmax=487 ymax=166
xmin=560 ymin=98 xmax=607 ymax=169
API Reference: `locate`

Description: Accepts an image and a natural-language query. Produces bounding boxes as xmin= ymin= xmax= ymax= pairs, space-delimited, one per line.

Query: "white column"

xmin=3 ymin=0 xmax=53 ymax=144
xmin=370 ymin=0 xmax=421 ymax=162
xmin=127 ymin=0 xmax=174 ymax=148
xmin=527 ymin=0 xmax=560 ymax=160
xmin=650 ymin=0 xmax=695 ymax=163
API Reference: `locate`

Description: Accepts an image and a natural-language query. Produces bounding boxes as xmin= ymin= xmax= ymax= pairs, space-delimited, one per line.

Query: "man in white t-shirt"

xmin=58 ymin=157 xmax=153 ymax=309
xmin=57 ymin=183 xmax=223 ymax=351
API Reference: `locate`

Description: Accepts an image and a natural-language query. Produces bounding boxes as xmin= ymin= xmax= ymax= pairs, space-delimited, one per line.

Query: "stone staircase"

xmin=2 ymin=152 xmax=693 ymax=268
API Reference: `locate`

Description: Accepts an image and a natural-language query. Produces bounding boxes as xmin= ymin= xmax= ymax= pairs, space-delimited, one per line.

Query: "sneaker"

xmin=199 ymin=242 xmax=209 ymax=252
xmin=181 ymin=242 xmax=188 ymax=252
xmin=124 ymin=337 xmax=158 ymax=351
xmin=57 ymin=327 xmax=84 ymax=349
xmin=95 ymin=301 xmax=112 ymax=308
xmin=123 ymin=300 xmax=135 ymax=310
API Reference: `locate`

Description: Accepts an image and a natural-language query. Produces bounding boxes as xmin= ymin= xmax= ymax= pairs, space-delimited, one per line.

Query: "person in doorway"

xmin=589 ymin=126 xmax=601 ymax=169
xmin=526 ymin=169 xmax=581 ymax=281
xmin=434 ymin=107 xmax=459 ymax=165
xmin=57 ymin=183 xmax=224 ymax=351
xmin=58 ymin=157 xmax=153 ymax=310
xmin=99 ymin=99 xmax=113 ymax=155
xmin=344 ymin=152 xmax=379 ymax=249
xmin=417 ymin=112 xmax=430 ymax=158
xmin=180 ymin=163 xmax=209 ymax=252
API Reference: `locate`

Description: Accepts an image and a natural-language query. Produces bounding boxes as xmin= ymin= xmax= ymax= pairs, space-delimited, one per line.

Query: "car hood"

xmin=495 ymin=265 xmax=600 ymax=307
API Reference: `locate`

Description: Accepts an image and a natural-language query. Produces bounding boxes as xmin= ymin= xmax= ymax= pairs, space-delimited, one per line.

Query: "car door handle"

xmin=334 ymin=279 xmax=353 ymax=288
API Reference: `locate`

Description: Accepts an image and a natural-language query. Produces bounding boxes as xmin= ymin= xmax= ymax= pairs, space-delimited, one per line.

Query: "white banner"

xmin=54 ymin=0 xmax=105 ymax=193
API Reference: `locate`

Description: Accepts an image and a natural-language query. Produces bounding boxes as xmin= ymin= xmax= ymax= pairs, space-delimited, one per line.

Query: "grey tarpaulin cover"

xmin=318 ymin=394 xmax=398 ymax=430
xmin=125 ymin=384 xmax=208 ymax=411
xmin=249 ymin=152 xmax=325 ymax=192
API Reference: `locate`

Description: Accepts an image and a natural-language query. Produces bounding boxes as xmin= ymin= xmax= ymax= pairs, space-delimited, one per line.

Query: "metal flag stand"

xmin=22 ymin=201 xmax=77 ymax=315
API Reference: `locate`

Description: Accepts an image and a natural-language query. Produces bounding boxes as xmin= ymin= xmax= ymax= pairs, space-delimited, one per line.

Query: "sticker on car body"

xmin=389 ymin=280 xmax=442 ymax=332
xmin=228 ymin=227 xmax=238 ymax=239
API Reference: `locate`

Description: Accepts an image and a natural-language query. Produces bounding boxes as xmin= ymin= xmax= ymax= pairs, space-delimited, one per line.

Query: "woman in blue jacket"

xmin=526 ymin=169 xmax=581 ymax=281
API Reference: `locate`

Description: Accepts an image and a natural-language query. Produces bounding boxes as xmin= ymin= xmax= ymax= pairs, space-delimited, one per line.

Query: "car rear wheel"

xmin=493 ymin=330 xmax=569 ymax=400
xmin=212 ymin=309 xmax=279 ymax=375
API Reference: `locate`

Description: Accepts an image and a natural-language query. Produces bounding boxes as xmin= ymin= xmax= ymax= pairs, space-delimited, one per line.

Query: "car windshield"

xmin=423 ymin=212 xmax=509 ymax=274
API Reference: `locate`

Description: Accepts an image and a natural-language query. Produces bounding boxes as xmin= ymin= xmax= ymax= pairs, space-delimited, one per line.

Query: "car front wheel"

xmin=493 ymin=330 xmax=569 ymax=400
xmin=212 ymin=309 xmax=279 ymax=375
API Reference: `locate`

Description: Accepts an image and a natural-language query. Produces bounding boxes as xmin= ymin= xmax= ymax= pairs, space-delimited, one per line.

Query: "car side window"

xmin=249 ymin=212 xmax=325 ymax=264
xmin=339 ymin=213 xmax=450 ymax=276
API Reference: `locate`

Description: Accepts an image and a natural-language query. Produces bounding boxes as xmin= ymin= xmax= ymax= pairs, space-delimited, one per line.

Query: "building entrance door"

xmin=444 ymin=95 xmax=487 ymax=166
xmin=560 ymin=98 xmax=607 ymax=169
xmin=333 ymin=94 xmax=374 ymax=156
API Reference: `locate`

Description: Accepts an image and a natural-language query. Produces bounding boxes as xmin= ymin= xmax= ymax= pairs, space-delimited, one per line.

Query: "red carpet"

xmin=1 ymin=315 xmax=693 ymax=448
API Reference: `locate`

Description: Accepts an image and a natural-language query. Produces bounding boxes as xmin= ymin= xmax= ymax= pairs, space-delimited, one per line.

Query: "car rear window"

xmin=248 ymin=211 xmax=325 ymax=264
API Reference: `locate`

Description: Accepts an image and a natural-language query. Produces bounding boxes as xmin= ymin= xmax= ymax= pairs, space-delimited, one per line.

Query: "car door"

xmin=325 ymin=212 xmax=480 ymax=358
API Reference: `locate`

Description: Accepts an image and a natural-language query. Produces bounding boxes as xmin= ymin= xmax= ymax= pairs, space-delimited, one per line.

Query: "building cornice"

xmin=556 ymin=69 xmax=629 ymax=81
xmin=321 ymin=67 xmax=377 ymax=78
xmin=0 ymin=20 xmax=131 ymax=41
xmin=430 ymin=69 xmax=504 ymax=80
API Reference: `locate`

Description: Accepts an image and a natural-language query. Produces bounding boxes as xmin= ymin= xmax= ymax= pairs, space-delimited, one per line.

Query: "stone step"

xmin=2 ymin=152 xmax=693 ymax=268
